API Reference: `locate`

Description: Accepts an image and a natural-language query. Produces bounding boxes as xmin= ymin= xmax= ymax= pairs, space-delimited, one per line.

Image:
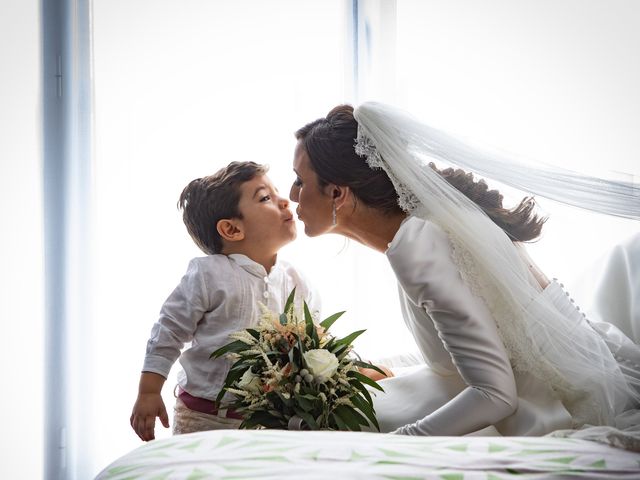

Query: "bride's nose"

xmin=278 ymin=196 xmax=290 ymax=209
xmin=289 ymin=183 xmax=299 ymax=203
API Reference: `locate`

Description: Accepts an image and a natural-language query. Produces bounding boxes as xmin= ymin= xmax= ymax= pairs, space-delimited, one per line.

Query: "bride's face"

xmin=289 ymin=140 xmax=334 ymax=237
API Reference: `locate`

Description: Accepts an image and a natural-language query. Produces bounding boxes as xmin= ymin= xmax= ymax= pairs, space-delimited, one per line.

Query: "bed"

xmin=96 ymin=429 xmax=640 ymax=479
xmin=98 ymin=235 xmax=640 ymax=479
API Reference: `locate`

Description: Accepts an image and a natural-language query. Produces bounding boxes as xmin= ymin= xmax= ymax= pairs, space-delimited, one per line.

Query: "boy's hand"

xmin=130 ymin=393 xmax=170 ymax=441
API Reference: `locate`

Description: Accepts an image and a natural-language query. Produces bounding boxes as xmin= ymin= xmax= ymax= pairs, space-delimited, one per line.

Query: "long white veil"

xmin=353 ymin=102 xmax=640 ymax=427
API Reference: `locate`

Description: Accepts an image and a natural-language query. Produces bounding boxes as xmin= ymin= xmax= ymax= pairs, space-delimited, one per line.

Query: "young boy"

xmin=130 ymin=161 xmax=319 ymax=441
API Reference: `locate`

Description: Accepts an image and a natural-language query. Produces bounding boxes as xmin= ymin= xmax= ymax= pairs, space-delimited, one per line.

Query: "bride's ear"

xmin=330 ymin=185 xmax=351 ymax=210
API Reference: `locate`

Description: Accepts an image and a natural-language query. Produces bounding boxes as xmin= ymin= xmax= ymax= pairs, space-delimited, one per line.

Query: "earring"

xmin=332 ymin=201 xmax=337 ymax=226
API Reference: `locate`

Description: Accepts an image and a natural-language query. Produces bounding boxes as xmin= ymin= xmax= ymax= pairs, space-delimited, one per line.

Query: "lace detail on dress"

xmin=355 ymin=131 xmax=422 ymax=214
xmin=445 ymin=232 xmax=589 ymax=421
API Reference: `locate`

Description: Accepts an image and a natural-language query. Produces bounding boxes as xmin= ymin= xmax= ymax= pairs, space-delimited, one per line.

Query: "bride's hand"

xmin=358 ymin=365 xmax=394 ymax=382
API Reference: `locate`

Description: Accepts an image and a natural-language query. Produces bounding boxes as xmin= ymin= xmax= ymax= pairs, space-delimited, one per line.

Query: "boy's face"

xmin=235 ymin=174 xmax=297 ymax=253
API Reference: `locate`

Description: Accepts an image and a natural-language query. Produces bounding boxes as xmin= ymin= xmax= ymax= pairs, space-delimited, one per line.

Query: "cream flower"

xmin=237 ymin=369 xmax=262 ymax=394
xmin=303 ymin=349 xmax=339 ymax=382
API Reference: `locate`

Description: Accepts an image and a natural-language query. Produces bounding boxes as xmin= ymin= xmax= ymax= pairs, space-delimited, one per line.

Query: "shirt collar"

xmin=228 ymin=253 xmax=280 ymax=278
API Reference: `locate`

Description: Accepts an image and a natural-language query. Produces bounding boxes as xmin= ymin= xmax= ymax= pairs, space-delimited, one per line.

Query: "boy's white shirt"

xmin=142 ymin=253 xmax=320 ymax=401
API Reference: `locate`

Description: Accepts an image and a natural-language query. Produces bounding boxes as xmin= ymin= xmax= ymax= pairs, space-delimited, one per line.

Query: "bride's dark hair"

xmin=295 ymin=104 xmax=546 ymax=242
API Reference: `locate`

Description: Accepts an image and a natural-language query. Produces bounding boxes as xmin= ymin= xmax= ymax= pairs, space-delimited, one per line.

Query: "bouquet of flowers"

xmin=211 ymin=288 xmax=385 ymax=431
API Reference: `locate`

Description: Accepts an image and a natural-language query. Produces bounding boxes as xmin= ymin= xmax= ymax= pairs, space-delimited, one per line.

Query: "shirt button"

xmin=263 ymin=291 xmax=269 ymax=299
xmin=263 ymin=276 xmax=269 ymax=284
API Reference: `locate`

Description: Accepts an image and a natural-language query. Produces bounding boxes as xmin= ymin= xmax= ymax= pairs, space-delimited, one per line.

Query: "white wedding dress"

xmin=371 ymin=216 xmax=640 ymax=437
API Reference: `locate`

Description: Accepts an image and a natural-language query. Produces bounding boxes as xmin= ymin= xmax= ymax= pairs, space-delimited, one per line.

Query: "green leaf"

xmin=242 ymin=411 xmax=283 ymax=429
xmin=354 ymin=360 xmax=387 ymax=377
xmin=297 ymin=330 xmax=307 ymax=355
xmin=284 ymin=287 xmax=297 ymax=315
xmin=267 ymin=409 xmax=286 ymax=419
xmin=266 ymin=391 xmax=289 ymax=414
xmin=288 ymin=344 xmax=304 ymax=367
xmin=279 ymin=313 xmax=288 ymax=326
xmin=288 ymin=346 xmax=296 ymax=366
xmin=294 ymin=393 xmax=316 ymax=412
xmin=275 ymin=391 xmax=294 ymax=408
xmin=348 ymin=406 xmax=371 ymax=428
xmin=333 ymin=405 xmax=361 ymax=431
xmin=349 ymin=379 xmax=373 ymax=406
xmin=210 ymin=339 xmax=250 ymax=358
xmin=335 ymin=403 xmax=370 ymax=429
xmin=215 ymin=361 xmax=251 ymax=403
xmin=347 ymin=370 xmax=385 ymax=392
xmin=334 ymin=329 xmax=366 ymax=347
xmin=304 ymin=301 xmax=319 ymax=345
xmin=299 ymin=384 xmax=318 ymax=396
xmin=246 ymin=329 xmax=260 ymax=340
xmin=333 ymin=344 xmax=353 ymax=360
xmin=229 ymin=356 xmax=253 ymax=371
xmin=330 ymin=411 xmax=348 ymax=430
xmin=351 ymin=393 xmax=380 ymax=431
xmin=319 ymin=311 xmax=345 ymax=330
xmin=293 ymin=408 xmax=318 ymax=430
xmin=264 ymin=350 xmax=284 ymax=360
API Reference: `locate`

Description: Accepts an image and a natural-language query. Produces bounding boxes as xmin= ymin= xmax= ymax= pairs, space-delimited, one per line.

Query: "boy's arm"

xmin=130 ymin=372 xmax=170 ymax=441
xmin=133 ymin=258 xmax=210 ymax=441
xmin=143 ymin=259 xmax=210 ymax=375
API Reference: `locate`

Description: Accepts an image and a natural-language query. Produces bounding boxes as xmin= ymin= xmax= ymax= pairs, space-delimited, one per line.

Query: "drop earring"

xmin=332 ymin=201 xmax=337 ymax=226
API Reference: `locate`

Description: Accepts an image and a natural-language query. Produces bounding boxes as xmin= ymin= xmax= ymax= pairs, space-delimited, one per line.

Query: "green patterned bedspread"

xmin=96 ymin=430 xmax=640 ymax=479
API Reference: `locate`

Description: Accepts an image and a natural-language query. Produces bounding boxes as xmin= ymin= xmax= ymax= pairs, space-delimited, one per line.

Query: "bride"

xmin=289 ymin=102 xmax=640 ymax=436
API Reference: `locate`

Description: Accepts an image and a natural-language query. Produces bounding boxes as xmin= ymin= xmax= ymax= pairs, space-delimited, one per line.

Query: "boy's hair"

xmin=178 ymin=161 xmax=268 ymax=255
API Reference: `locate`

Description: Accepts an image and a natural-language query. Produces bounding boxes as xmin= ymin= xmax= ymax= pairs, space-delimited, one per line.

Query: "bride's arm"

xmin=386 ymin=218 xmax=518 ymax=436
xmin=358 ymin=364 xmax=394 ymax=381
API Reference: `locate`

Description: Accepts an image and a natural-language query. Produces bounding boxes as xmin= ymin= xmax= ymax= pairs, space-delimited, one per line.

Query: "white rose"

xmin=237 ymin=369 xmax=262 ymax=394
xmin=303 ymin=349 xmax=339 ymax=382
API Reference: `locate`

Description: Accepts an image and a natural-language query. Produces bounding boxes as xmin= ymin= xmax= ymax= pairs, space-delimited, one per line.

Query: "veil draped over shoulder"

xmin=353 ymin=102 xmax=640 ymax=427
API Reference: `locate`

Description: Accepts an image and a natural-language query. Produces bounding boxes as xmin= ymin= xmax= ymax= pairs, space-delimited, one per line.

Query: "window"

xmin=30 ymin=1 xmax=640 ymax=477
xmin=89 ymin=0 xmax=394 ymax=473
xmin=391 ymin=0 xmax=640 ymax=283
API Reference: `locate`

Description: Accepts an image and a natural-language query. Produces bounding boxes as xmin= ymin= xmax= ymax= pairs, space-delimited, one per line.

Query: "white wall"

xmin=0 ymin=1 xmax=43 ymax=479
